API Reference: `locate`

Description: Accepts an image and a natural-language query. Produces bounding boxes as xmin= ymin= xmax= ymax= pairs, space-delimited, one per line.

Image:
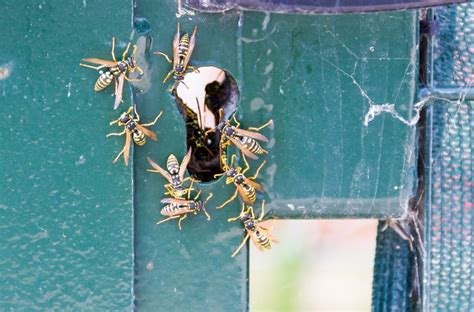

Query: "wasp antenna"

xmin=214 ymin=173 xmax=225 ymax=179
xmin=230 ymin=154 xmax=237 ymax=167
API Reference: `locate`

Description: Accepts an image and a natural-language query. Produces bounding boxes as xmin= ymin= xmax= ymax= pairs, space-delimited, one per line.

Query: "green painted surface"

xmin=0 ymin=1 xmax=134 ymax=310
xmin=238 ymin=11 xmax=418 ymax=219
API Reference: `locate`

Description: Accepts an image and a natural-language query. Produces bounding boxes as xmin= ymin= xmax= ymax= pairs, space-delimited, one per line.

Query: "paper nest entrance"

xmin=174 ymin=66 xmax=240 ymax=182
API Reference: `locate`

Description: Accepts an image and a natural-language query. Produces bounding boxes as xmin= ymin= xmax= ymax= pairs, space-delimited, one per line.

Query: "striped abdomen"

xmin=255 ymin=231 xmax=271 ymax=249
xmin=167 ymin=154 xmax=180 ymax=174
xmin=132 ymin=130 xmax=146 ymax=146
xmin=95 ymin=70 xmax=114 ymax=91
xmin=244 ymin=184 xmax=257 ymax=203
xmin=239 ymin=136 xmax=267 ymax=155
xmin=177 ymin=34 xmax=190 ymax=62
xmin=161 ymin=203 xmax=192 ymax=217
xmin=236 ymin=177 xmax=256 ymax=203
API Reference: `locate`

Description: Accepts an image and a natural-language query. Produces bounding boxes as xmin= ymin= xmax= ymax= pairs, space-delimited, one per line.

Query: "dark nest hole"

xmin=173 ymin=66 xmax=239 ymax=182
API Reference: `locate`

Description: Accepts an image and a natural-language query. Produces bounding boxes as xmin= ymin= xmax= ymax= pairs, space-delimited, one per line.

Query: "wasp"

xmin=216 ymin=154 xmax=266 ymax=209
xmin=147 ymin=148 xmax=194 ymax=198
xmin=228 ymin=201 xmax=278 ymax=257
xmin=80 ymin=38 xmax=143 ymax=109
xmin=154 ymin=23 xmax=198 ymax=90
xmin=158 ymin=191 xmax=213 ymax=230
xmin=220 ymin=114 xmax=273 ymax=161
xmin=107 ymin=107 xmax=163 ymax=166
xmin=207 ymin=110 xmax=272 ymax=169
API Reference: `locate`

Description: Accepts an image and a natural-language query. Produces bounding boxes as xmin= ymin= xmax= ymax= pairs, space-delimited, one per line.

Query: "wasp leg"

xmin=248 ymin=119 xmax=273 ymax=132
xmin=140 ymin=110 xmax=163 ymax=127
xmin=112 ymin=149 xmax=125 ymax=164
xmin=106 ymin=130 xmax=126 ymax=137
xmin=163 ymin=184 xmax=173 ymax=196
xmin=250 ymin=160 xmax=266 ymax=180
xmin=157 ymin=215 xmax=180 ymax=225
xmin=227 ymin=215 xmax=240 ymax=222
xmin=193 ymin=190 xmax=202 ymax=201
xmin=228 ymin=204 xmax=246 ymax=222
xmin=79 ymin=63 xmax=106 ymax=71
xmin=242 ymin=154 xmax=250 ymax=174
xmin=111 ymin=37 xmax=117 ymax=62
xmin=177 ymin=214 xmax=187 ymax=230
xmin=154 ymin=51 xmax=173 ymax=63
xmin=258 ymin=201 xmax=266 ymax=221
xmin=187 ymin=66 xmax=200 ymax=73
xmin=232 ymin=115 xmax=241 ymax=128
xmin=217 ymin=189 xmax=238 ymax=209
xmin=162 ymin=70 xmax=174 ymax=84
xmin=184 ymin=178 xmax=195 ymax=197
xmin=181 ymin=177 xmax=193 ymax=183
xmin=122 ymin=42 xmax=131 ymax=61
xmin=204 ymin=128 xmax=216 ymax=136
xmin=231 ymin=234 xmax=250 ymax=258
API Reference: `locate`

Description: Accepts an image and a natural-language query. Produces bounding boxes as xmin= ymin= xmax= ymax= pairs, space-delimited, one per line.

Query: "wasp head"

xmin=226 ymin=168 xmax=237 ymax=178
xmin=126 ymin=57 xmax=136 ymax=69
xmin=117 ymin=112 xmax=131 ymax=126
xmin=225 ymin=168 xmax=238 ymax=184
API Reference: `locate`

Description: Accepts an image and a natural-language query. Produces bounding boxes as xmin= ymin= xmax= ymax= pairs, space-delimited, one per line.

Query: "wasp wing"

xmin=147 ymin=157 xmax=173 ymax=183
xmin=123 ymin=131 xmax=132 ymax=166
xmin=81 ymin=58 xmax=117 ymax=67
xmin=179 ymin=148 xmax=192 ymax=180
xmin=236 ymin=184 xmax=254 ymax=205
xmin=249 ymin=231 xmax=265 ymax=251
xmin=161 ymin=197 xmax=191 ymax=204
xmin=182 ymin=26 xmax=197 ymax=70
xmin=135 ymin=124 xmax=157 ymax=141
xmin=256 ymin=222 xmax=279 ymax=243
xmin=233 ymin=128 xmax=269 ymax=142
xmin=228 ymin=137 xmax=258 ymax=160
xmin=245 ymin=178 xmax=264 ymax=193
xmin=113 ymin=74 xmax=125 ymax=109
xmin=172 ymin=22 xmax=181 ymax=68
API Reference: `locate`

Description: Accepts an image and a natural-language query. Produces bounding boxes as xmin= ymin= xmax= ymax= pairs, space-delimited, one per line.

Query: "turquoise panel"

xmin=0 ymin=1 xmax=134 ymax=309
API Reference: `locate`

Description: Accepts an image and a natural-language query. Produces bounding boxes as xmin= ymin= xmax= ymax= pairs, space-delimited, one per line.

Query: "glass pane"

xmin=250 ymin=220 xmax=377 ymax=311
